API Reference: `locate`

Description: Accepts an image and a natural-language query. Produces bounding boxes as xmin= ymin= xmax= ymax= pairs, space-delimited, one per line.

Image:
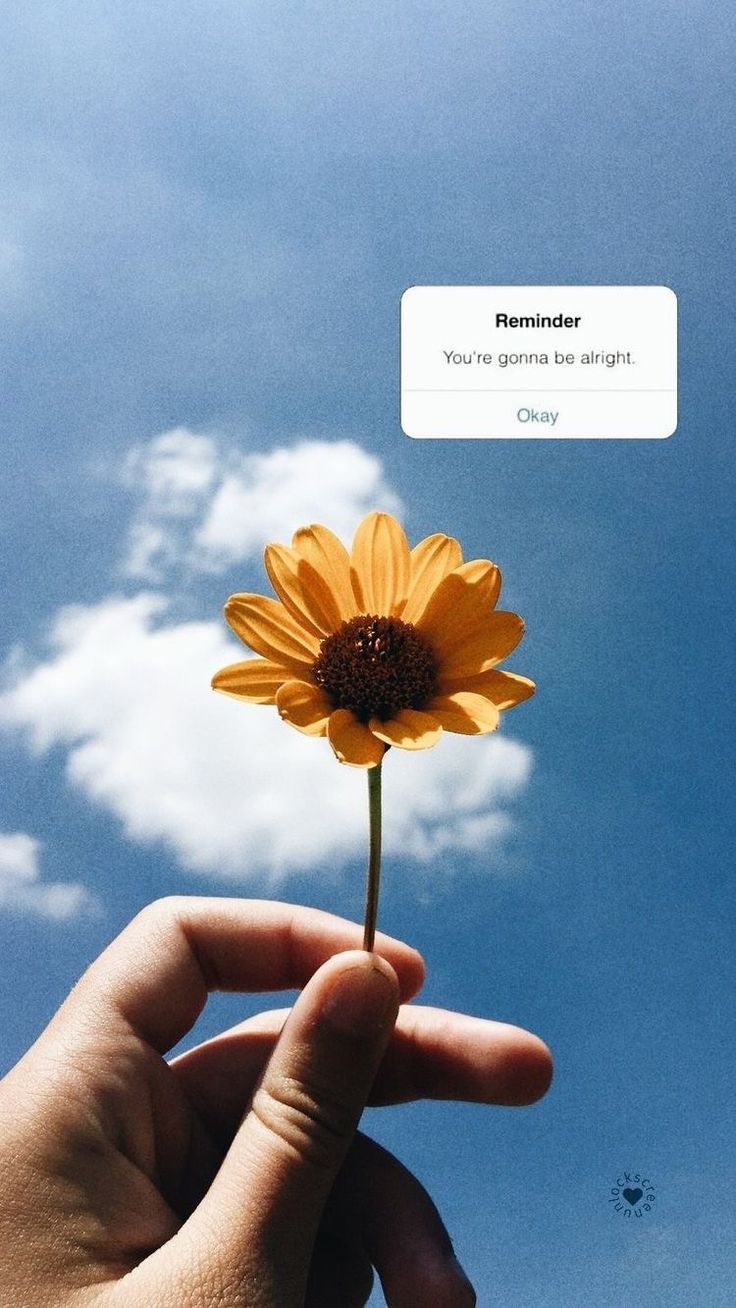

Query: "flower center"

xmin=313 ymin=615 xmax=438 ymax=723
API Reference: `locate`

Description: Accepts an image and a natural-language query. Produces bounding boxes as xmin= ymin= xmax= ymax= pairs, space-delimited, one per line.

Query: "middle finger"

xmin=171 ymin=1004 xmax=552 ymax=1143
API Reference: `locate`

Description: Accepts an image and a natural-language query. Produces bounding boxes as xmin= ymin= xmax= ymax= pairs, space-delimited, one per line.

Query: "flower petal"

xmin=427 ymin=692 xmax=500 ymax=735
xmin=416 ymin=563 xmax=503 ymax=660
xmin=350 ymin=512 xmax=411 ymax=616
xmin=327 ymin=709 xmax=387 ymax=768
xmin=402 ymin=532 xmax=464 ymax=625
xmin=455 ymin=558 xmax=502 ymax=604
xmin=438 ymin=612 xmax=526 ymax=677
xmin=439 ymin=668 xmax=535 ymax=709
xmin=211 ymin=658 xmax=292 ymax=703
xmin=291 ymin=524 xmax=358 ymax=622
xmin=276 ymin=680 xmax=332 ymax=735
xmin=265 ymin=543 xmax=345 ymax=636
xmin=225 ymin=594 xmax=320 ymax=670
xmin=369 ymin=709 xmax=443 ymax=751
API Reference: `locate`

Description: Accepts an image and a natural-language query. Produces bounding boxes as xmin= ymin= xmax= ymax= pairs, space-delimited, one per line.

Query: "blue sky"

xmin=1 ymin=2 xmax=734 ymax=1303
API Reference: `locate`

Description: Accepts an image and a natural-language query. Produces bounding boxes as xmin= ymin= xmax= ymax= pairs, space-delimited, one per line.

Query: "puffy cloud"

xmin=0 ymin=831 xmax=99 ymax=921
xmin=124 ymin=427 xmax=219 ymax=508
xmin=193 ymin=439 xmax=402 ymax=570
xmin=121 ymin=428 xmax=220 ymax=579
xmin=0 ymin=595 xmax=532 ymax=885
xmin=121 ymin=429 xmax=402 ymax=580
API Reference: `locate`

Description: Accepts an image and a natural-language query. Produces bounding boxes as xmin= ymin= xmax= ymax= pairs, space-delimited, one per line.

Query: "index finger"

xmin=53 ymin=897 xmax=425 ymax=1054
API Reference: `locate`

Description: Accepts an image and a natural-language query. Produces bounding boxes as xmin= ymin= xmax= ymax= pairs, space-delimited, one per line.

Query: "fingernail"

xmin=321 ymin=961 xmax=398 ymax=1037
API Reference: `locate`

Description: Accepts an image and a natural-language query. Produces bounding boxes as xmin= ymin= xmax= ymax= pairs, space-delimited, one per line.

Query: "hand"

xmin=0 ymin=898 xmax=552 ymax=1307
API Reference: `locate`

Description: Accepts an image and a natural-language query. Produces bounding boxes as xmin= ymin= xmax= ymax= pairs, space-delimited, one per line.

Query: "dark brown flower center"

xmin=313 ymin=615 xmax=438 ymax=723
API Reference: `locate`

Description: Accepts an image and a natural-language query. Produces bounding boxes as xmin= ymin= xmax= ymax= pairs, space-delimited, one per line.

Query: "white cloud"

xmin=121 ymin=429 xmax=403 ymax=581
xmin=121 ymin=428 xmax=219 ymax=579
xmin=124 ymin=428 xmax=219 ymax=506
xmin=0 ymin=831 xmax=100 ymax=921
xmin=0 ymin=595 xmax=533 ymax=885
xmin=193 ymin=439 xmax=402 ymax=570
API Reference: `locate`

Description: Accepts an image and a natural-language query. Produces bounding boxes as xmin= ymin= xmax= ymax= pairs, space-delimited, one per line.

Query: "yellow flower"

xmin=212 ymin=512 xmax=534 ymax=768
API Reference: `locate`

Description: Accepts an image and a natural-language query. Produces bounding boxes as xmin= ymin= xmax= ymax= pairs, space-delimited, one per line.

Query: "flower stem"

xmin=362 ymin=760 xmax=383 ymax=952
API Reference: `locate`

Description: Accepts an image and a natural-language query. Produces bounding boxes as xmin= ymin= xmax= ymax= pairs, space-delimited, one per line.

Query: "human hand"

xmin=0 ymin=898 xmax=552 ymax=1307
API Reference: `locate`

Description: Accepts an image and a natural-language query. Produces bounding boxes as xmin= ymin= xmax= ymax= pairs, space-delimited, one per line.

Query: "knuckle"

xmin=127 ymin=896 xmax=194 ymax=958
xmin=134 ymin=894 xmax=187 ymax=929
xmin=120 ymin=897 xmax=179 ymax=953
xmin=251 ymin=1072 xmax=356 ymax=1171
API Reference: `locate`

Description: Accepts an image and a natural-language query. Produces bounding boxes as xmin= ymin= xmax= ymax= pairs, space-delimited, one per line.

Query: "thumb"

xmin=177 ymin=950 xmax=399 ymax=1303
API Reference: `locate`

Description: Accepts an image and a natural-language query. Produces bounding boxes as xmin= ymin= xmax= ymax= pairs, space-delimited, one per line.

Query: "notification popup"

xmin=400 ymin=286 xmax=677 ymax=439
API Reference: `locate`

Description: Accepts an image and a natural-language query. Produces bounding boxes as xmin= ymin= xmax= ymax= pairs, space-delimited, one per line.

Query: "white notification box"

xmin=400 ymin=285 xmax=677 ymax=438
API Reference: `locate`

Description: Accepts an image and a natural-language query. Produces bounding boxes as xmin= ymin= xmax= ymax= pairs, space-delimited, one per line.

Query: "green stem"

xmin=362 ymin=760 xmax=383 ymax=951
